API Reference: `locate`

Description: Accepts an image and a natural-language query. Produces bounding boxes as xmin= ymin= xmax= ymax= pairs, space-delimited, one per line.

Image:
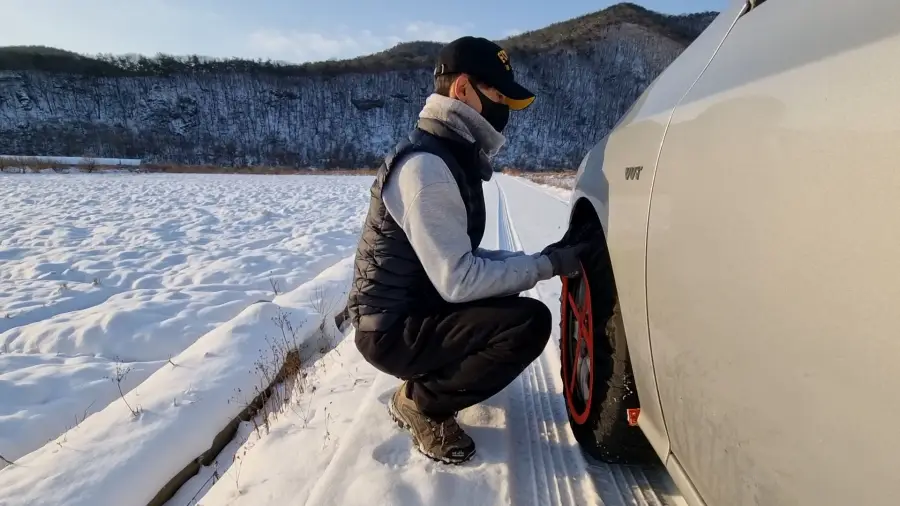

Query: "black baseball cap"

xmin=434 ymin=36 xmax=535 ymax=111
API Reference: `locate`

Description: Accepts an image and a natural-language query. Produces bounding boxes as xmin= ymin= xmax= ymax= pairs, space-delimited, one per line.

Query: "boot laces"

xmin=433 ymin=412 xmax=462 ymax=445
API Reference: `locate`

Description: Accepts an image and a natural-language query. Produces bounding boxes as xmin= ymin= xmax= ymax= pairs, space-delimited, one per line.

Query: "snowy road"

xmin=166 ymin=175 xmax=685 ymax=506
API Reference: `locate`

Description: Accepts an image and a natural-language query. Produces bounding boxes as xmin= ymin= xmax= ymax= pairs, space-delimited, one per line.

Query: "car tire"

xmin=560 ymin=247 xmax=657 ymax=465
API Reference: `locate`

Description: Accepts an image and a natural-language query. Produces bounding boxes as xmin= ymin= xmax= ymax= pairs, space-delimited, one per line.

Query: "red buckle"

xmin=626 ymin=408 xmax=640 ymax=426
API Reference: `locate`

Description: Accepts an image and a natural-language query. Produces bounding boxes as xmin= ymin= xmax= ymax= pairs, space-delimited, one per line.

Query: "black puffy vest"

xmin=347 ymin=118 xmax=491 ymax=332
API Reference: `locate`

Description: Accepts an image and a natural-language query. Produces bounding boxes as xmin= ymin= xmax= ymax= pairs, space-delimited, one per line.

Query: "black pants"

xmin=355 ymin=296 xmax=552 ymax=419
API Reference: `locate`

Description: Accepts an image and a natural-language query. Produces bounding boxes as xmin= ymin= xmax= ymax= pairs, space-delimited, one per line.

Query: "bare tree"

xmin=82 ymin=157 xmax=98 ymax=173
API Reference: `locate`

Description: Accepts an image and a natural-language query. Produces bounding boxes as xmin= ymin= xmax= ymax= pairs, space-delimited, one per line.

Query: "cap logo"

xmin=497 ymin=49 xmax=511 ymax=71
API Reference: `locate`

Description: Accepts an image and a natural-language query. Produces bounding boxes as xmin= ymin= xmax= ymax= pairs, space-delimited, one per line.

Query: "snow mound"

xmin=0 ymin=257 xmax=354 ymax=506
xmin=2 ymin=286 xmax=271 ymax=361
xmin=0 ymin=354 xmax=160 ymax=470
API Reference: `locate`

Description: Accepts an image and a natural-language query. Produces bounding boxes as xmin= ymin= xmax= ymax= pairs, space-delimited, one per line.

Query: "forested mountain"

xmin=0 ymin=3 xmax=717 ymax=169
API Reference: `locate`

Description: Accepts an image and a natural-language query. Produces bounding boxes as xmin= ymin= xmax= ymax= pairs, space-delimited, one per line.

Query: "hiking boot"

xmin=388 ymin=381 xmax=476 ymax=464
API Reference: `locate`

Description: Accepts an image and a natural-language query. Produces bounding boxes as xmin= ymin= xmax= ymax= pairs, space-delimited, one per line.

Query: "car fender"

xmin=563 ymin=3 xmax=747 ymax=469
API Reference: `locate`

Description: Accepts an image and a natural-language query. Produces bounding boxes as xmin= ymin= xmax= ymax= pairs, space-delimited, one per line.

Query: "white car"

xmin=557 ymin=1 xmax=900 ymax=505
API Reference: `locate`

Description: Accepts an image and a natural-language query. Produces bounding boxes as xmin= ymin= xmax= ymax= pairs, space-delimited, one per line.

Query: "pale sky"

xmin=0 ymin=0 xmax=730 ymax=63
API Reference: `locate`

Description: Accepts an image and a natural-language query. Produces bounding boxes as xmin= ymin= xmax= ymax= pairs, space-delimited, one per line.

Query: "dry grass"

xmin=178 ymin=289 xmax=347 ymax=500
xmin=502 ymin=168 xmax=576 ymax=190
xmin=0 ymin=158 xmax=377 ymax=175
xmin=141 ymin=164 xmax=377 ymax=176
xmin=245 ymin=309 xmax=310 ymax=438
xmin=0 ymin=157 xmax=66 ymax=173
xmin=0 ymin=156 xmax=136 ymax=173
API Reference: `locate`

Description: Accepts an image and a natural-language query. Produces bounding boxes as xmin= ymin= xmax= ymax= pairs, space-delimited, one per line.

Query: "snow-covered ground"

xmin=0 ymin=173 xmax=682 ymax=506
xmin=0 ymin=173 xmax=371 ymax=468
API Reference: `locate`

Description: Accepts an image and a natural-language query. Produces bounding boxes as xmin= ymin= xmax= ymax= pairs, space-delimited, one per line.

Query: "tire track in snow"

xmin=497 ymin=182 xmax=561 ymax=504
xmin=496 ymin=180 xmax=596 ymax=506
xmin=496 ymin=180 xmax=552 ymax=506
xmin=497 ymin=175 xmax=686 ymax=506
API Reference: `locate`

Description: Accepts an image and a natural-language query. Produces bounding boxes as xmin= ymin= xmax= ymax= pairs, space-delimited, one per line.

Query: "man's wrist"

xmin=537 ymin=254 xmax=554 ymax=280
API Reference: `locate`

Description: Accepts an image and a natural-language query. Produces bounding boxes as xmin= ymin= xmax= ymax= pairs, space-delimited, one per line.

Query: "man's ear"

xmin=450 ymin=74 xmax=470 ymax=100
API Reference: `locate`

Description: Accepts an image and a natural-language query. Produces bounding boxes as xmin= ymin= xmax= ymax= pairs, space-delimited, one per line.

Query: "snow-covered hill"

xmin=0 ymin=8 xmax=716 ymax=169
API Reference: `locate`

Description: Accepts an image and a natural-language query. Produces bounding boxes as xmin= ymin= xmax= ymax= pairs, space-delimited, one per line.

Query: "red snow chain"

xmin=560 ymin=260 xmax=594 ymax=425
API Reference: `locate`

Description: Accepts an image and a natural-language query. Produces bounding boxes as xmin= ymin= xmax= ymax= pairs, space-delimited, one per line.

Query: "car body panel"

xmin=646 ymin=1 xmax=900 ymax=505
xmin=666 ymin=453 xmax=707 ymax=506
xmin=571 ymin=1 xmax=746 ymax=462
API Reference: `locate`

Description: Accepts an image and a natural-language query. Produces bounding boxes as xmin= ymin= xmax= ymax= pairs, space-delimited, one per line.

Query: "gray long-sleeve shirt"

xmin=382 ymin=151 xmax=554 ymax=304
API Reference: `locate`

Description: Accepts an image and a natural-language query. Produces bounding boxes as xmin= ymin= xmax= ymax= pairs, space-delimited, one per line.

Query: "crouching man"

xmin=344 ymin=36 xmax=587 ymax=464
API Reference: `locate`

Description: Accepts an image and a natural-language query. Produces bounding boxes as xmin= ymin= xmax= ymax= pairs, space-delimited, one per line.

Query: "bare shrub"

xmin=239 ymin=309 xmax=311 ymax=438
xmin=108 ymin=359 xmax=142 ymax=418
xmin=81 ymin=157 xmax=98 ymax=173
xmin=322 ymin=408 xmax=334 ymax=449
xmin=268 ymin=277 xmax=280 ymax=297
xmin=531 ymin=173 xmax=575 ymax=189
xmin=225 ymin=290 xmax=349 ymax=465
xmin=309 ymin=284 xmax=339 ymax=317
xmin=229 ymin=433 xmax=254 ymax=495
xmin=309 ymin=284 xmax=342 ymax=356
xmin=76 ymin=400 xmax=95 ymax=425
xmin=0 ymin=157 xmax=28 ymax=173
xmin=184 ymin=461 xmax=220 ymax=506
xmin=27 ymin=158 xmax=60 ymax=173
xmin=54 ymin=400 xmax=96 ymax=448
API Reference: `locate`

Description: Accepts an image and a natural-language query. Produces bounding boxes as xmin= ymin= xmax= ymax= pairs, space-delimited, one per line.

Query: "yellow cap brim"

xmin=506 ymin=95 xmax=535 ymax=111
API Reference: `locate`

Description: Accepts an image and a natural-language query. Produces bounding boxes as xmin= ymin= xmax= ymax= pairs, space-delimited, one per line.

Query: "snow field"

xmin=0 ymin=256 xmax=357 ymax=506
xmin=0 ymin=173 xmax=372 ymax=468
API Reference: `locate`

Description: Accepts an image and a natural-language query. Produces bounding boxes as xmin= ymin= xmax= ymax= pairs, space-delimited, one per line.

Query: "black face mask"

xmin=471 ymin=84 xmax=510 ymax=134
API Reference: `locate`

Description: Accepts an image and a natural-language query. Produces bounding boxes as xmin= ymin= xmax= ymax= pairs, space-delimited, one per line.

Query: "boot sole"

xmin=387 ymin=398 xmax=476 ymax=465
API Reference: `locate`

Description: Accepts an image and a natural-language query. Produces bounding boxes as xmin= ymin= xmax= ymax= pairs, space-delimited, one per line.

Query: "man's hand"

xmin=540 ymin=238 xmax=566 ymax=256
xmin=546 ymin=242 xmax=589 ymax=278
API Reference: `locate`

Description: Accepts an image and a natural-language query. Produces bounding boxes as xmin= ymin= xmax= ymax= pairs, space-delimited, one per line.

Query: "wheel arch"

xmin=565 ymin=195 xmax=608 ymax=248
